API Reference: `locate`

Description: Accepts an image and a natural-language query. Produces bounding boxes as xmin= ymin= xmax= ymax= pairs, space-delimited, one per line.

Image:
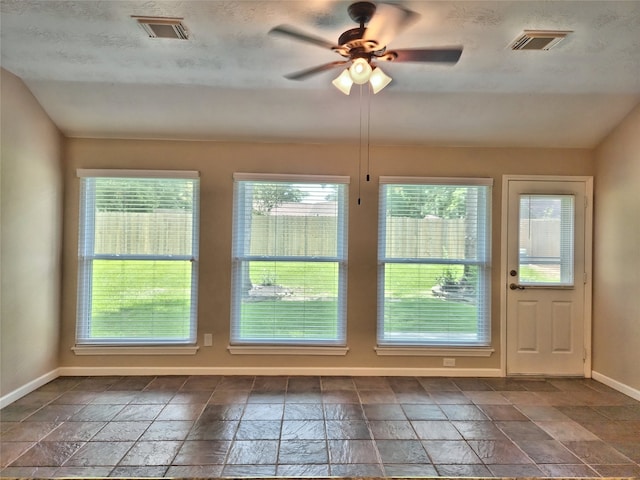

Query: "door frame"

xmin=500 ymin=175 xmax=593 ymax=377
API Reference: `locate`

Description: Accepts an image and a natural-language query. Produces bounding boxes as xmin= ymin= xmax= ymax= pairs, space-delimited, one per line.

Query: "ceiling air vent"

xmin=510 ymin=30 xmax=572 ymax=50
xmin=133 ymin=16 xmax=189 ymax=40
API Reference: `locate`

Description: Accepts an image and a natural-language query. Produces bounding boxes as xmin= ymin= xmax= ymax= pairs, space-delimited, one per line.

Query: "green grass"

xmin=89 ymin=260 xmax=192 ymax=340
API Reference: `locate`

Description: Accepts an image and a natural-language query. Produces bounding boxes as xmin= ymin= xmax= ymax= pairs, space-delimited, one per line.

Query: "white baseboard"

xmin=58 ymin=366 xmax=503 ymax=378
xmin=0 ymin=368 xmax=60 ymax=409
xmin=592 ymin=370 xmax=640 ymax=401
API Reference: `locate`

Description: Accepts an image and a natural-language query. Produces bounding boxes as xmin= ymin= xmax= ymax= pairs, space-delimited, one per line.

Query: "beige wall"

xmin=60 ymin=138 xmax=593 ymax=373
xmin=593 ymin=103 xmax=640 ymax=391
xmin=0 ymin=69 xmax=63 ymax=397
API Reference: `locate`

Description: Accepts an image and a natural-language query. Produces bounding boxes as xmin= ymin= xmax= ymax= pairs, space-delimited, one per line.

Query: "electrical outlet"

xmin=443 ymin=357 xmax=456 ymax=367
xmin=203 ymin=333 xmax=213 ymax=347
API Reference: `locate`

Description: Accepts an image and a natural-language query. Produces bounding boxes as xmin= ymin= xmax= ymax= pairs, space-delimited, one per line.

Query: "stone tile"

xmin=144 ymin=375 xmax=188 ymax=391
xmin=417 ymin=378 xmax=460 ymax=392
xmin=591 ymin=463 xmax=640 ymax=477
xmin=581 ymin=419 xmax=640 ymax=442
xmin=611 ymin=441 xmax=640 ymax=462
xmin=325 ymin=420 xmax=371 ymax=439
xmin=363 ymin=404 xmax=406 ymax=420
xmin=199 ymin=403 xmax=244 ymax=421
xmin=284 ymin=392 xmax=323 ymax=403
xmin=376 ymin=439 xmax=431 ymax=464
xmin=321 ymin=377 xmax=356 ymax=391
xmin=70 ymin=404 xmax=125 ymax=422
xmin=129 ymin=391 xmax=174 ymax=404
xmin=495 ymin=420 xmax=552 ymax=441
xmin=226 ymin=440 xmax=278 ymax=465
xmin=563 ymin=440 xmax=635 ymax=465
xmin=111 ymin=403 xmax=164 ymax=421
xmin=434 ymin=463 xmax=492 ymax=476
xmin=463 ymin=391 xmax=511 ymax=405
xmin=247 ymin=391 xmax=285 ymax=403
xmin=394 ymin=392 xmax=435 ymax=404
xmin=557 ymin=405 xmax=610 ymax=423
xmin=118 ymin=440 xmax=182 ymax=465
xmin=402 ymin=404 xmax=447 ymax=420
xmin=330 ymin=463 xmax=385 ymax=476
xmin=412 ymin=421 xmax=462 ymax=440
xmin=42 ymin=421 xmax=105 ymax=441
xmin=23 ymin=404 xmax=83 ymax=422
xmin=277 ymin=463 xmax=330 ymax=476
xmin=451 ymin=420 xmax=509 ymax=440
xmin=594 ymin=404 xmax=640 ymax=420
xmin=538 ymin=463 xmax=599 ymax=477
xmin=278 ymin=440 xmax=328 ymax=464
xmin=109 ymin=465 xmax=167 ymax=477
xmin=109 ymin=376 xmax=155 ymax=391
xmin=467 ymin=439 xmax=534 ymax=464
xmin=429 ymin=391 xmax=472 ymax=405
xmin=323 ymin=403 xmax=365 ymax=420
xmin=0 ymin=422 xmax=60 ymax=441
xmin=172 ymin=440 xmax=230 ymax=465
xmin=91 ymin=421 xmax=150 ymax=441
xmin=0 ymin=441 xmax=36 ymax=467
xmin=353 ymin=376 xmax=392 ymax=390
xmin=63 ymin=441 xmax=133 ymax=467
xmin=241 ymin=403 xmax=283 ymax=420
xmin=422 ymin=440 xmax=483 ymax=464
xmin=169 ymin=391 xmax=212 ymax=404
xmin=517 ymin=404 xmax=572 ymax=421
xmin=488 ymin=463 xmax=545 ymax=476
xmin=479 ymin=404 xmax=529 ymax=421
xmin=8 ymin=441 xmax=83 ymax=467
xmin=89 ymin=391 xmax=138 ymax=405
xmin=327 ymin=439 xmax=378 ymax=464
xmin=286 ymin=376 xmax=321 ymax=393
xmin=387 ymin=377 xmax=425 ymax=394
xmin=440 ymin=404 xmax=488 ymax=421
xmin=384 ymin=463 xmax=438 ymax=476
xmin=516 ymin=439 xmax=582 ymax=463
xmin=358 ymin=389 xmax=398 ymax=404
xmin=140 ymin=420 xmax=194 ymax=441
xmin=283 ymin=403 xmax=324 ymax=419
xmin=155 ymin=403 xmax=205 ymax=421
xmin=0 ymin=404 xmax=42 ymax=422
xmin=369 ymin=420 xmax=417 ymax=439
xmin=217 ymin=375 xmax=255 ymax=390
xmin=222 ymin=464 xmax=277 ymax=476
xmin=452 ymin=378 xmax=493 ymax=391
xmin=165 ymin=465 xmax=224 ymax=477
xmin=208 ymin=390 xmax=249 ymax=404
xmin=322 ymin=390 xmax=361 ymax=403
xmin=535 ymin=420 xmax=600 ymax=441
xmin=52 ymin=466 xmax=113 ymax=477
xmin=178 ymin=376 xmax=219 ymax=395
xmin=281 ymin=420 xmax=325 ymax=440
xmin=186 ymin=420 xmax=238 ymax=441
xmin=253 ymin=376 xmax=288 ymax=392
xmin=51 ymin=391 xmax=99 ymax=405
xmin=235 ymin=420 xmax=282 ymax=440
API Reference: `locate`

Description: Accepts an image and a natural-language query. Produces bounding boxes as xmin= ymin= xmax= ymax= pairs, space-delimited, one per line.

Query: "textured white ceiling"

xmin=1 ymin=0 xmax=639 ymax=147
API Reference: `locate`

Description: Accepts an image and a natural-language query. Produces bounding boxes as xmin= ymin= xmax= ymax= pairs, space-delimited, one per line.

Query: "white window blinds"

xmin=378 ymin=177 xmax=492 ymax=347
xmin=231 ymin=174 xmax=349 ymax=346
xmin=76 ymin=170 xmax=199 ymax=345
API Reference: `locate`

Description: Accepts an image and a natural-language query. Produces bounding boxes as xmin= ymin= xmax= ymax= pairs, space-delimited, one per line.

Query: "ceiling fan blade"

xmin=284 ymin=61 xmax=348 ymax=80
xmin=363 ymin=3 xmax=420 ymax=50
xmin=382 ymin=47 xmax=463 ymax=64
xmin=269 ymin=25 xmax=338 ymax=50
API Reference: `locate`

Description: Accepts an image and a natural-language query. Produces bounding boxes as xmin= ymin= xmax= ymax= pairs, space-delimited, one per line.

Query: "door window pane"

xmin=519 ymin=194 xmax=574 ymax=286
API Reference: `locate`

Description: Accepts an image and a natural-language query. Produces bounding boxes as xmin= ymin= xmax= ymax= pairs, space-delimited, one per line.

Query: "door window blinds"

xmin=378 ymin=177 xmax=492 ymax=347
xmin=231 ymin=174 xmax=349 ymax=346
xmin=76 ymin=170 xmax=199 ymax=345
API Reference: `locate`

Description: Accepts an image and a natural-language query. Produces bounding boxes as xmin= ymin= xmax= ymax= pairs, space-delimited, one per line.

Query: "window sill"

xmin=228 ymin=345 xmax=349 ymax=356
xmin=375 ymin=346 xmax=494 ymax=357
xmin=72 ymin=345 xmax=199 ymax=356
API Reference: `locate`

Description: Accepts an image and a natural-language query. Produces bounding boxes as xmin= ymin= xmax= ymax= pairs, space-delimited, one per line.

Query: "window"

xmin=76 ymin=170 xmax=199 ymax=346
xmin=231 ymin=173 xmax=349 ymax=346
xmin=518 ymin=194 xmax=574 ymax=286
xmin=378 ymin=177 xmax=492 ymax=347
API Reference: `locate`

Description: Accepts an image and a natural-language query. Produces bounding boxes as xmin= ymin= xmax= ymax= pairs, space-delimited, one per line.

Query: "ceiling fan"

xmin=269 ymin=1 xmax=463 ymax=94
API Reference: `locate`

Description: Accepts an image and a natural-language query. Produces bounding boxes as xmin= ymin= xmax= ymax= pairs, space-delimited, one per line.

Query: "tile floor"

xmin=1 ymin=375 xmax=640 ymax=478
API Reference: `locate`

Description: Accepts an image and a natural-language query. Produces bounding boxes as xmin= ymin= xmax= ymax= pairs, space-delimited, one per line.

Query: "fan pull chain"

xmin=357 ymin=84 xmax=364 ymax=205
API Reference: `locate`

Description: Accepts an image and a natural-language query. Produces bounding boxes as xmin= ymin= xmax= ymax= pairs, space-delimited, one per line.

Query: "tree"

xmin=386 ymin=185 xmax=466 ymax=219
xmin=95 ymin=178 xmax=193 ymax=212
xmin=252 ymin=184 xmax=307 ymax=215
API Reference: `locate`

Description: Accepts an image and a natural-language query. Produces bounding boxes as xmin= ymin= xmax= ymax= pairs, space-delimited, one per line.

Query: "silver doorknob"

xmin=509 ymin=283 xmax=525 ymax=290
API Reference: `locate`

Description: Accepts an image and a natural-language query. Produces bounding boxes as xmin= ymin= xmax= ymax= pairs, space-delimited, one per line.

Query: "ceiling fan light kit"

xmin=269 ymin=1 xmax=463 ymax=94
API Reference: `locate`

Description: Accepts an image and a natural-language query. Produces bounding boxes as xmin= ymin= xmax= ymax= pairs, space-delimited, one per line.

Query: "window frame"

xmin=230 ymin=173 xmax=349 ymax=348
xmin=75 ymin=169 xmax=200 ymax=349
xmin=377 ymin=176 xmax=493 ymax=349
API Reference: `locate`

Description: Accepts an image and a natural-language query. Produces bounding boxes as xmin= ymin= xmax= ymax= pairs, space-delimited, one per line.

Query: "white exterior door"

xmin=505 ymin=176 xmax=592 ymax=376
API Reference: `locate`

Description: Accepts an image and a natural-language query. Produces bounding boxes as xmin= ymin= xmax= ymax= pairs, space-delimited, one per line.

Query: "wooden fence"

xmin=93 ymin=213 xmax=561 ymax=259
